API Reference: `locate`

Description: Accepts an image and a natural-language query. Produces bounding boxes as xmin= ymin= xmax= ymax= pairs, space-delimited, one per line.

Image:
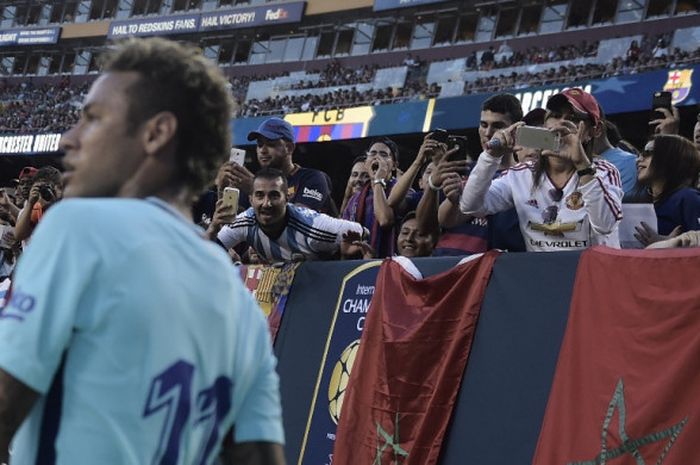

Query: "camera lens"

xmin=39 ymin=185 xmax=54 ymax=202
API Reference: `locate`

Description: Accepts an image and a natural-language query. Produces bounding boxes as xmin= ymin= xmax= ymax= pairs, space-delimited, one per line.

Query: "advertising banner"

xmin=200 ymin=2 xmax=305 ymax=32
xmin=107 ymin=2 xmax=305 ymax=38
xmin=0 ymin=27 xmax=60 ymax=46
xmin=374 ymin=0 xmax=451 ymax=12
xmin=0 ymin=134 xmax=62 ymax=155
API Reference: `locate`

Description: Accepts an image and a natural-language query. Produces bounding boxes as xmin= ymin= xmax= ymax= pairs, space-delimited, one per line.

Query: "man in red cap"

xmin=459 ymin=88 xmax=624 ymax=252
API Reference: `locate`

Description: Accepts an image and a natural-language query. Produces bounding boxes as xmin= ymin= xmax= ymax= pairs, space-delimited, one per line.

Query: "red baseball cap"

xmin=18 ymin=167 xmax=38 ymax=180
xmin=547 ymin=88 xmax=602 ymax=126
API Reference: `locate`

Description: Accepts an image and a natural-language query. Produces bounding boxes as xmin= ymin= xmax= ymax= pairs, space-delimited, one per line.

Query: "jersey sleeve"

xmin=0 ymin=202 xmax=98 ymax=393
xmin=218 ymin=209 xmax=254 ymax=249
xmin=294 ymin=171 xmax=331 ymax=212
xmin=231 ymin=286 xmax=284 ymax=444
xmin=460 ymin=151 xmax=514 ymax=217
xmin=581 ymin=161 xmax=624 ymax=235
xmin=313 ymin=214 xmax=364 ymax=246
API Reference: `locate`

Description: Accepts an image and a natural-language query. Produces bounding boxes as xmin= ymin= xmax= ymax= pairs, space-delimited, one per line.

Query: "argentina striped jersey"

xmin=218 ymin=203 xmax=364 ymax=262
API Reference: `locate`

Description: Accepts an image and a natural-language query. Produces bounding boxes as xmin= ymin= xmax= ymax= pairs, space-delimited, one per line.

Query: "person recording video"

xmin=14 ymin=166 xmax=63 ymax=242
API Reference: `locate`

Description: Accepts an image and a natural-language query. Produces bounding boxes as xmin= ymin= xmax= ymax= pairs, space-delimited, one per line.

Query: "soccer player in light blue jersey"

xmin=0 ymin=38 xmax=285 ymax=465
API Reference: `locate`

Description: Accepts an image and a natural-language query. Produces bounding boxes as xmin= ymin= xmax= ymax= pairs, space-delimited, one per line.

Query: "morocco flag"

xmin=333 ymin=251 xmax=498 ymax=465
xmin=533 ymin=247 xmax=700 ymax=464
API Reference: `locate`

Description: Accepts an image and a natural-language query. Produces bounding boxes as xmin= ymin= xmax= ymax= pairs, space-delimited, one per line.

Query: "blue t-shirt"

xmin=655 ymin=187 xmax=700 ymax=235
xmin=600 ymin=147 xmax=637 ymax=194
xmin=0 ymin=198 xmax=283 ymax=465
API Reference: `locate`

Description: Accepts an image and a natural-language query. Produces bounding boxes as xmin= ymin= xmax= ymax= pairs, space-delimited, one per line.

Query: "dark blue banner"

xmin=374 ymin=0 xmax=450 ymax=11
xmin=200 ymin=2 xmax=305 ymax=31
xmin=0 ymin=27 xmax=60 ymax=46
xmin=108 ymin=2 xmax=305 ymax=38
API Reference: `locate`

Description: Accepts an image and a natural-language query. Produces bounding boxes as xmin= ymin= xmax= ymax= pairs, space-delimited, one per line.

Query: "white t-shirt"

xmin=460 ymin=152 xmax=624 ymax=251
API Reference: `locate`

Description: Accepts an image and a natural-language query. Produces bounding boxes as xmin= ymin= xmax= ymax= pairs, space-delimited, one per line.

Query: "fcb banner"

xmin=296 ymin=261 xmax=382 ymax=465
xmin=333 ymin=253 xmax=498 ymax=465
xmin=239 ymin=263 xmax=299 ymax=342
xmin=533 ymin=247 xmax=700 ymax=464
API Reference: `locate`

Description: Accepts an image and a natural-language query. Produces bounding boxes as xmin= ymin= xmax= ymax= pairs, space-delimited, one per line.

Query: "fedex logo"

xmin=265 ymin=8 xmax=288 ymax=21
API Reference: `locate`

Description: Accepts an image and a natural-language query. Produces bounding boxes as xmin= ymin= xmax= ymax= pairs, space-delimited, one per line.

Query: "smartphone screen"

xmin=229 ymin=148 xmax=246 ymax=166
xmin=516 ymin=126 xmax=560 ymax=152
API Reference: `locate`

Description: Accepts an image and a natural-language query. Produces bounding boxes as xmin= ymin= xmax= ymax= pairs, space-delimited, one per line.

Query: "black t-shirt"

xmin=287 ymin=166 xmax=334 ymax=214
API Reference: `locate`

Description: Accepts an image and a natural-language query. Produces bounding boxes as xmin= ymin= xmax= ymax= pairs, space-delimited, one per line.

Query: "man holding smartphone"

xmin=427 ymin=94 xmax=526 ymax=255
xmin=219 ymin=117 xmax=335 ymax=215
xmin=217 ymin=168 xmax=365 ymax=262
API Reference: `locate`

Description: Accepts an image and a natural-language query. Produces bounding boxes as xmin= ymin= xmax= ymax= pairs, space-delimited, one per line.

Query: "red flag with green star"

xmin=533 ymin=247 xmax=700 ymax=465
xmin=332 ymin=251 xmax=498 ymax=465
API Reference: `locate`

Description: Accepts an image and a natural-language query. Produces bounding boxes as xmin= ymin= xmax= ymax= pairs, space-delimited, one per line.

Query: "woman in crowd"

xmin=342 ymin=138 xmax=407 ymax=257
xmin=459 ymin=88 xmax=624 ymax=252
xmin=634 ymin=134 xmax=700 ymax=245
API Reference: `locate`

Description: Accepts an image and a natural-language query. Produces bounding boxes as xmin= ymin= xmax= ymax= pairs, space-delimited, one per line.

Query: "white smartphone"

xmin=222 ymin=187 xmax=240 ymax=211
xmin=516 ymin=125 xmax=560 ymax=152
xmin=229 ymin=148 xmax=246 ymax=166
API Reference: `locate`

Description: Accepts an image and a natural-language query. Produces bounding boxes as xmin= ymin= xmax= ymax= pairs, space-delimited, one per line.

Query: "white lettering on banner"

xmin=356 ymin=284 xmax=375 ymax=295
xmin=0 ymin=33 xmax=17 ymax=42
xmin=227 ymin=12 xmax=254 ymax=25
xmin=356 ymin=316 xmax=365 ymax=331
xmin=201 ymin=16 xmax=218 ymax=27
xmin=0 ymin=134 xmax=62 ymax=154
xmin=342 ymin=298 xmax=370 ymax=314
xmin=265 ymin=8 xmax=287 ymax=21
xmin=138 ymin=21 xmax=175 ymax=33
xmin=174 ymin=18 xmax=196 ymax=30
xmin=112 ymin=25 xmax=128 ymax=35
xmin=516 ymin=84 xmax=594 ymax=114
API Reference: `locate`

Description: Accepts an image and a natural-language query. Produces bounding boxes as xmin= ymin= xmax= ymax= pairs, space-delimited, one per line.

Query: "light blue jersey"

xmin=0 ymin=198 xmax=283 ymax=465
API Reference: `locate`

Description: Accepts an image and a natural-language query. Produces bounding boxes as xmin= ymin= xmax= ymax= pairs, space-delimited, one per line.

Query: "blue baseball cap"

xmin=247 ymin=117 xmax=295 ymax=143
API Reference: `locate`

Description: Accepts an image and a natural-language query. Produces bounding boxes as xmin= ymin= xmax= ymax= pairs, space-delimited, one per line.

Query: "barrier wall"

xmin=273 ymin=252 xmax=581 ymax=465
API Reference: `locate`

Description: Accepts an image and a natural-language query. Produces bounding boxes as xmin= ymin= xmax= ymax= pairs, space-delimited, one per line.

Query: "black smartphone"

xmin=446 ymin=135 xmax=468 ymax=161
xmin=652 ymin=91 xmax=672 ymax=111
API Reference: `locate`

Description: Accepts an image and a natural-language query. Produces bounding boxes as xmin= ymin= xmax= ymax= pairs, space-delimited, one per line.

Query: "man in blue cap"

xmin=221 ymin=117 xmax=334 ymax=214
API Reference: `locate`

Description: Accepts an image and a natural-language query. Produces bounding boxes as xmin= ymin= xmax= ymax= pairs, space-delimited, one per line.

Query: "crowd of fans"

xmin=237 ymin=82 xmax=441 ymax=117
xmin=0 ymin=80 xmax=88 ymax=134
xmin=2 ymin=85 xmax=700 ymax=277
xmin=0 ymin=33 xmax=696 ymax=127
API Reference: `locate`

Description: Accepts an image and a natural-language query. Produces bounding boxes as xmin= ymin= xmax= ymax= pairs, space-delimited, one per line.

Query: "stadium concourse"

xmin=1 ymin=0 xmax=700 ymax=464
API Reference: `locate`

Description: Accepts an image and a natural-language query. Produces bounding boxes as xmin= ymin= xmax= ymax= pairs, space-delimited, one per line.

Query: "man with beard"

xmin=223 ymin=117 xmax=334 ymax=214
xmin=217 ymin=168 xmax=365 ymax=263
